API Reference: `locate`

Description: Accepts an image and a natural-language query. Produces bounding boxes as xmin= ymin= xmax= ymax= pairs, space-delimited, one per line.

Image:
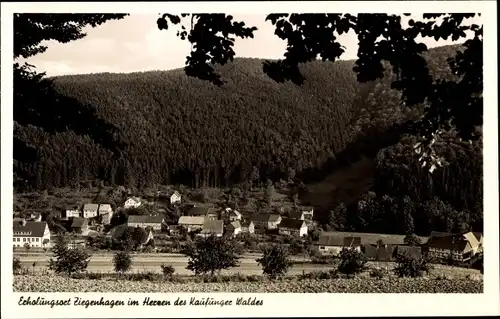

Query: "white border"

xmin=1 ymin=1 xmax=499 ymax=318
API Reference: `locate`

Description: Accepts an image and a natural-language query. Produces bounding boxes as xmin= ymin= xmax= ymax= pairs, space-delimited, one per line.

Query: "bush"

xmin=337 ymin=248 xmax=367 ymax=275
xmin=13 ymin=257 xmax=22 ymax=274
xmin=369 ymin=268 xmax=387 ymax=279
xmin=48 ymin=235 xmax=91 ymax=276
xmin=113 ymin=251 xmax=132 ymax=274
xmin=393 ymin=252 xmax=433 ymax=278
xmin=256 ymin=244 xmax=293 ymax=279
xmin=161 ymin=264 xmax=175 ymax=277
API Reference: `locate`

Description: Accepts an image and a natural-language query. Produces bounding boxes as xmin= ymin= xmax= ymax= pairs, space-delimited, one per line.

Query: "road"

xmin=16 ymin=253 xmax=333 ymax=276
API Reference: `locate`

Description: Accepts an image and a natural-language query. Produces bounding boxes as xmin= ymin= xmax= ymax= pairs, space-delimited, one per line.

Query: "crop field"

xmin=13 ymin=274 xmax=483 ymax=293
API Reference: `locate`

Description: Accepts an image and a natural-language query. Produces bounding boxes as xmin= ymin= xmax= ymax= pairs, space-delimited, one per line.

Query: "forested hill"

xmin=14 ymin=44 xmax=465 ymax=191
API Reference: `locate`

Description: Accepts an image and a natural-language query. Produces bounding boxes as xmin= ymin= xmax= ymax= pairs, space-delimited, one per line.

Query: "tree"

xmin=393 ymin=252 xmax=432 ymax=278
xmin=161 ymin=264 xmax=176 ymax=278
xmin=265 ymin=182 xmax=276 ymax=205
xmin=113 ymin=250 xmax=132 ymax=274
xmin=184 ymin=235 xmax=240 ymax=276
xmin=13 ymin=257 xmax=22 ymax=274
xmin=157 ymin=13 xmax=483 ymax=167
xmin=24 ymin=243 xmax=31 ymax=250
xmin=115 ymin=226 xmax=135 ymax=251
xmin=256 ymin=244 xmax=293 ymax=279
xmin=110 ymin=210 xmax=128 ymax=227
xmin=337 ymin=247 xmax=367 ymax=275
xmin=131 ymin=227 xmax=148 ymax=249
xmin=48 ymin=235 xmax=91 ymax=276
xmin=328 ymin=202 xmax=347 ymax=231
xmin=404 ymin=234 xmax=422 ymax=246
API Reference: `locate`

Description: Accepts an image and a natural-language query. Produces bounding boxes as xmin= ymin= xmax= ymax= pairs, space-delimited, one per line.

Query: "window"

xmin=36 ymin=238 xmax=39 ymax=242
xmin=23 ymin=238 xmax=26 ymax=242
xmin=320 ymin=246 xmax=325 ymax=250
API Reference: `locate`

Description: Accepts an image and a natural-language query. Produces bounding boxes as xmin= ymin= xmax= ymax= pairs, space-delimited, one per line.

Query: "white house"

xmin=278 ymin=218 xmax=308 ymax=237
xmin=178 ymin=216 xmax=206 ymax=232
xmin=13 ymin=220 xmax=51 ymax=248
xmin=240 ymin=220 xmax=255 ymax=234
xmin=124 ymin=197 xmax=142 ymax=209
xmin=83 ymin=203 xmax=99 ymax=219
xmin=65 ymin=206 xmax=81 ymax=219
xmin=98 ymin=204 xmax=113 ymax=224
xmin=312 ymin=234 xmax=362 ymax=256
xmin=301 ymin=207 xmax=314 ymax=220
xmin=223 ymin=208 xmax=242 ymax=222
xmin=170 ymin=191 xmax=182 ymax=205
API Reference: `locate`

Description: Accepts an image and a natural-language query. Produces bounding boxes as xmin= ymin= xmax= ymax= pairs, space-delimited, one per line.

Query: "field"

xmin=13 ymin=274 xmax=483 ymax=293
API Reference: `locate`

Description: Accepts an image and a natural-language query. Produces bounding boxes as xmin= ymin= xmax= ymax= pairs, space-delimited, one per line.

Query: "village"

xmin=12 ymin=188 xmax=484 ymax=271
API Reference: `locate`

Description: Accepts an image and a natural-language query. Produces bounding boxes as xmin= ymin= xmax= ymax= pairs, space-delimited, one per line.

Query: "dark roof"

xmin=430 ymin=231 xmax=457 ymax=237
xmin=320 ymin=231 xmax=427 ymax=246
xmin=473 ymin=232 xmax=483 ymax=241
xmin=128 ymin=215 xmax=164 ymax=224
xmin=178 ymin=216 xmax=207 ymax=225
xmin=71 ymin=217 xmax=88 ymax=228
xmin=241 ymin=220 xmax=253 ymax=227
xmin=279 ymin=218 xmax=305 ymax=230
xmin=83 ymin=203 xmax=99 ymax=211
xmin=201 ymin=220 xmax=224 ymax=235
xmin=426 ymin=235 xmax=470 ymax=252
xmin=227 ymin=221 xmax=241 ymax=230
xmin=251 ymin=214 xmax=270 ymax=222
xmin=343 ymin=236 xmax=362 ymax=247
xmin=288 ymin=210 xmax=304 ymax=219
xmin=13 ymin=221 xmax=47 ymax=237
xmin=317 ymin=235 xmax=362 ymax=247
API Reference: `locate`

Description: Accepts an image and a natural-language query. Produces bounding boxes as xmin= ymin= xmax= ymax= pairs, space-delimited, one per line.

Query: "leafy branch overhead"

xmin=157 ymin=13 xmax=483 ymax=163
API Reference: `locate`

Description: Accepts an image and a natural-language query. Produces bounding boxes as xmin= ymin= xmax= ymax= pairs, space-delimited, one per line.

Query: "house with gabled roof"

xmin=13 ymin=220 xmax=51 ymax=248
xmin=312 ymin=233 xmax=362 ymax=256
xmin=170 ymin=191 xmax=182 ymax=205
xmin=83 ymin=203 xmax=99 ymax=219
xmin=70 ymin=217 xmax=89 ymax=234
xmin=278 ymin=218 xmax=308 ymax=237
xmin=288 ymin=210 xmax=305 ymax=220
xmin=251 ymin=213 xmax=282 ymax=230
xmin=124 ymin=197 xmax=142 ymax=209
xmin=222 ymin=207 xmax=242 ymax=222
xmin=301 ymin=206 xmax=314 ymax=221
xmin=425 ymin=231 xmax=481 ymax=263
xmin=127 ymin=215 xmax=165 ymax=231
xmin=98 ymin=204 xmax=113 ymax=224
xmin=240 ymin=220 xmax=255 ymax=234
xmin=197 ymin=219 xmax=224 ymax=238
xmin=64 ymin=205 xmax=81 ymax=219
xmin=178 ymin=216 xmax=206 ymax=232
xmin=226 ymin=220 xmax=241 ymax=237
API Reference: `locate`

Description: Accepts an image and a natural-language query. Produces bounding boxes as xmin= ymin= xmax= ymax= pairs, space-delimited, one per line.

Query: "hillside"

xmin=14 ymin=44 xmax=466 ymax=192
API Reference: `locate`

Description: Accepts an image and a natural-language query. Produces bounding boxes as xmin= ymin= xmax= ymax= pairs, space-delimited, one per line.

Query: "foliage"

xmin=48 ymin=235 xmax=91 ymax=276
xmin=184 ymin=235 xmax=240 ymax=276
xmin=393 ymin=252 xmax=433 ymax=278
xmin=256 ymin=244 xmax=293 ymax=279
xmin=113 ymin=250 xmax=132 ymax=274
xmin=13 ymin=257 xmax=22 ymax=274
xmin=404 ymin=233 xmax=422 ymax=246
xmin=337 ymin=248 xmax=367 ymax=275
xmin=160 ymin=264 xmax=176 ymax=277
xmin=157 ymin=13 xmax=483 ymax=161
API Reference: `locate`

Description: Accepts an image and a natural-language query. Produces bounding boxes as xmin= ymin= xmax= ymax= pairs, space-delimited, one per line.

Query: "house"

xmin=13 ymin=220 xmax=51 ymax=248
xmin=124 ymin=197 xmax=142 ymax=209
xmin=197 ymin=219 xmax=224 ymax=238
xmin=178 ymin=216 xmax=206 ymax=232
xmin=425 ymin=231 xmax=480 ymax=263
xmin=65 ymin=206 xmax=81 ymax=219
xmin=251 ymin=213 xmax=282 ymax=229
xmin=473 ymin=232 xmax=483 ymax=252
xmin=301 ymin=206 xmax=314 ymax=221
xmin=278 ymin=218 xmax=308 ymax=237
xmin=312 ymin=234 xmax=362 ymax=256
xmin=288 ymin=210 xmax=305 ymax=220
xmin=240 ymin=220 xmax=255 ymax=234
xmin=222 ymin=208 xmax=242 ymax=222
xmin=395 ymin=245 xmax=423 ymax=258
xmin=170 ymin=191 xmax=182 ymax=205
xmin=83 ymin=203 xmax=99 ymax=219
xmin=226 ymin=220 xmax=241 ymax=237
xmin=127 ymin=215 xmax=165 ymax=231
xmin=187 ymin=206 xmax=219 ymax=220
xmin=364 ymin=244 xmax=398 ymax=261
xmin=98 ymin=204 xmax=113 ymax=224
xmin=27 ymin=212 xmax=42 ymax=222
xmin=70 ymin=217 xmax=89 ymax=234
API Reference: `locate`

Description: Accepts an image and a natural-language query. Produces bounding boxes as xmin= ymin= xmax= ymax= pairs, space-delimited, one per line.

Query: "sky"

xmin=23 ymin=14 xmax=482 ymax=77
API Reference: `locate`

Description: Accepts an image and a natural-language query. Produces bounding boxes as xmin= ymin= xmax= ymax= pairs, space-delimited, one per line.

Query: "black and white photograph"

xmin=1 ymin=1 xmax=499 ymax=317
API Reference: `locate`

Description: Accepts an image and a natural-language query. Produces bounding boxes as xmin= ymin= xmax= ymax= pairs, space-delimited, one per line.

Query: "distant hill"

xmin=14 ymin=44 xmax=465 ymax=191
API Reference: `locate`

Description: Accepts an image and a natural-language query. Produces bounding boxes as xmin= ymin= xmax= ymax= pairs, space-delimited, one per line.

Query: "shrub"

xmin=404 ymin=234 xmax=422 ymax=246
xmin=369 ymin=268 xmax=387 ymax=279
xmin=393 ymin=252 xmax=432 ymax=278
xmin=113 ymin=251 xmax=132 ymax=274
xmin=161 ymin=264 xmax=175 ymax=277
xmin=337 ymin=248 xmax=367 ymax=275
xmin=185 ymin=235 xmax=240 ymax=276
xmin=13 ymin=257 xmax=22 ymax=274
xmin=48 ymin=235 xmax=91 ymax=276
xmin=256 ymin=244 xmax=293 ymax=279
